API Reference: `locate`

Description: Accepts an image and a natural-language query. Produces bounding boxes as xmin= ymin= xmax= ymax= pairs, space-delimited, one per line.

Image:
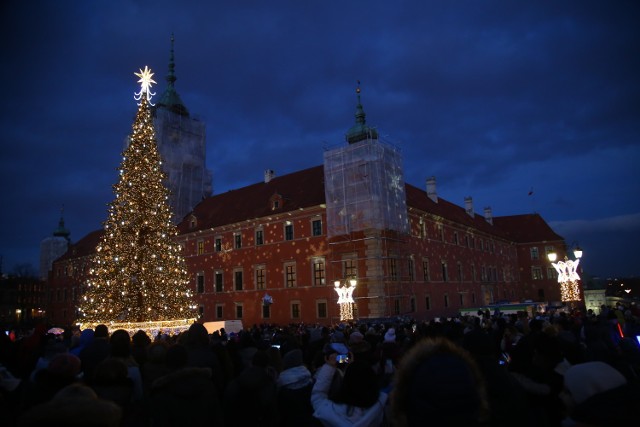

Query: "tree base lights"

xmin=78 ymin=318 xmax=196 ymax=337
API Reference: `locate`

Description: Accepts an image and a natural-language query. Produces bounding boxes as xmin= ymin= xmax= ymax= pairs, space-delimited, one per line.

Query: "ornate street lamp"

xmin=548 ymin=246 xmax=583 ymax=302
xmin=334 ymin=278 xmax=357 ymax=321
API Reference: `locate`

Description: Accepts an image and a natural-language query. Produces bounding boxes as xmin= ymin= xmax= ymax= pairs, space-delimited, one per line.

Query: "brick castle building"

xmin=46 ymin=80 xmax=572 ymax=327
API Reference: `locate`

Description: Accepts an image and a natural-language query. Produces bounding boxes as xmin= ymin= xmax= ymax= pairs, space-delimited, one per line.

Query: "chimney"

xmin=426 ymin=176 xmax=438 ymax=203
xmin=484 ymin=206 xmax=493 ymax=225
xmin=464 ymin=196 xmax=474 ymax=217
xmin=264 ymin=169 xmax=275 ymax=183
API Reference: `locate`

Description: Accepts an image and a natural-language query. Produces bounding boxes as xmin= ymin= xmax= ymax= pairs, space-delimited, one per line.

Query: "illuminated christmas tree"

xmin=77 ymin=67 xmax=197 ymax=335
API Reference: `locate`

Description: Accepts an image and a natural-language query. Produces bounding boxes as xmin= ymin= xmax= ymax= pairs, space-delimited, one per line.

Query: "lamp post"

xmin=548 ymin=245 xmax=583 ymax=303
xmin=334 ymin=278 xmax=357 ymax=322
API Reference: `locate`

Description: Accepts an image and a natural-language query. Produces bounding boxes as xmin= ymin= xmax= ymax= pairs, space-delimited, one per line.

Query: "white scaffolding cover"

xmin=324 ymin=137 xmax=409 ymax=237
xmin=153 ymin=109 xmax=213 ymax=222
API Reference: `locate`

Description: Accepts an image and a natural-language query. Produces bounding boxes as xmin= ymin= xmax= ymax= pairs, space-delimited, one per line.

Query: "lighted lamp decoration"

xmin=77 ymin=67 xmax=198 ymax=336
xmin=334 ymin=278 xmax=357 ymax=321
xmin=548 ymin=247 xmax=583 ymax=302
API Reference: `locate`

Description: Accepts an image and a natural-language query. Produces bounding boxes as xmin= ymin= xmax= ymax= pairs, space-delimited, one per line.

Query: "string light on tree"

xmin=77 ymin=66 xmax=197 ymax=335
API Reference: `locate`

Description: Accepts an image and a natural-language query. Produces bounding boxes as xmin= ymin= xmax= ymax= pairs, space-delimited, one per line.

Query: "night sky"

xmin=1 ymin=1 xmax=639 ymax=278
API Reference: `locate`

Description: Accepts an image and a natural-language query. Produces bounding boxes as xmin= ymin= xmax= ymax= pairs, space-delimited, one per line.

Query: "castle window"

xmin=284 ymin=223 xmax=294 ymax=241
xmin=531 ymin=266 xmax=543 ymax=280
xmin=312 ymin=219 xmax=322 ymax=236
xmin=530 ymin=247 xmax=540 ymax=260
xmin=313 ymin=258 xmax=325 ymax=286
xmin=317 ymin=300 xmax=327 ymax=318
xmin=196 ymin=272 xmax=204 ymax=293
xmin=234 ymin=269 xmax=244 ymax=291
xmin=285 ymin=263 xmax=296 ymax=288
xmin=423 ymin=258 xmax=430 ymax=282
xmin=215 ymin=271 xmax=223 ymax=292
xmin=291 ymin=301 xmax=301 ymax=319
xmin=255 ymin=265 xmax=266 ymax=290
xmin=441 ymin=261 xmax=448 ymax=282
xmin=262 ymin=303 xmax=271 ymax=319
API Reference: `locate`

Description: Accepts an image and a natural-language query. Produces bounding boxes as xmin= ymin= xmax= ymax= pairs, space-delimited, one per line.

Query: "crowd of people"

xmin=1 ymin=303 xmax=639 ymax=426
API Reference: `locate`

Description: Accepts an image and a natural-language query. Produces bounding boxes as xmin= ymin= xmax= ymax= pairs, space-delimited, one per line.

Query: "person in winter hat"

xmin=277 ymin=349 xmax=316 ymax=427
xmin=384 ymin=328 xmax=396 ymax=343
xmin=560 ymin=361 xmax=627 ymax=417
xmin=390 ymin=337 xmax=489 ymax=427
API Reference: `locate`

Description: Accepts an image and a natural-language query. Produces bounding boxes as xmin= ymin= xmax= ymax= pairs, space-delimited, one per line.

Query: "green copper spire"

xmin=345 ymin=81 xmax=378 ymax=144
xmin=156 ymin=34 xmax=190 ymax=116
xmin=53 ymin=207 xmax=70 ymax=241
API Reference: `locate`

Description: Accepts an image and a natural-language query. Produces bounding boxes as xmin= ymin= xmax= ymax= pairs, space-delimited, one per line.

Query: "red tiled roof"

xmin=177 ymin=165 xmax=326 ymax=233
xmin=493 ymin=214 xmax=565 ymax=243
xmin=67 ymin=165 xmax=562 ymax=247
xmin=178 ymin=164 xmax=550 ymax=243
xmin=404 ymin=184 xmax=512 ymax=239
xmin=56 ymin=229 xmax=103 ymax=262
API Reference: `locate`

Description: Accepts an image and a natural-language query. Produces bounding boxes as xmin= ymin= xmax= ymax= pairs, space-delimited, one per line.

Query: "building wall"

xmin=47 ymin=206 xmax=569 ymax=327
xmin=515 ymin=242 xmax=565 ymax=303
xmin=178 ymin=205 xmax=336 ymax=325
xmin=48 ymin=255 xmax=90 ymax=326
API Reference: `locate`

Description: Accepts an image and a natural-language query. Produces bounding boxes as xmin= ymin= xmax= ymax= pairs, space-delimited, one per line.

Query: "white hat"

xmin=564 ymin=361 xmax=627 ymax=404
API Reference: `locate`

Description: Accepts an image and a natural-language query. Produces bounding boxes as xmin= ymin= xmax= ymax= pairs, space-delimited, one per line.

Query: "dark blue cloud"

xmin=1 ymin=1 xmax=639 ymax=278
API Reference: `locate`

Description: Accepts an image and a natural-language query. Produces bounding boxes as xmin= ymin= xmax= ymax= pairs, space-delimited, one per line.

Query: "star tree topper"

xmin=134 ymin=65 xmax=156 ymax=103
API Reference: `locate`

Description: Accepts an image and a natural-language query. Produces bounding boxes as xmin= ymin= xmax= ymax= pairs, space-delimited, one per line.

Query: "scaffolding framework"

xmin=324 ymin=137 xmax=409 ymax=237
xmin=153 ymin=108 xmax=213 ymax=222
xmin=324 ymin=137 xmax=412 ymax=319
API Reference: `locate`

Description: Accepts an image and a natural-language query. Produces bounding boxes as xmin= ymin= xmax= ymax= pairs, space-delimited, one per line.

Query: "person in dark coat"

xmin=149 ymin=344 xmax=224 ymax=427
xmin=463 ymin=326 xmax=531 ymax=427
xmin=276 ymin=348 xmax=320 ymax=427
xmin=79 ymin=324 xmax=110 ymax=381
xmin=20 ymin=352 xmax=82 ymax=412
xmin=17 ymin=383 xmax=122 ymax=427
xmin=184 ymin=322 xmax=225 ymax=393
xmin=130 ymin=330 xmax=151 ymax=367
xmin=70 ymin=329 xmax=94 ymax=357
xmin=224 ymin=349 xmax=279 ymax=427
xmin=141 ymin=340 xmax=170 ymax=397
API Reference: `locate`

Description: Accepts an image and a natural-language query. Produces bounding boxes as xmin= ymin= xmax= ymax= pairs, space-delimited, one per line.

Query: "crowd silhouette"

xmin=1 ymin=304 xmax=639 ymax=426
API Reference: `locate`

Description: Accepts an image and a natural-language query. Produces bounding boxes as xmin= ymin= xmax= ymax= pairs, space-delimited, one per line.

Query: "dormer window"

xmin=269 ymin=193 xmax=283 ymax=210
xmin=189 ymin=214 xmax=197 ymax=229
